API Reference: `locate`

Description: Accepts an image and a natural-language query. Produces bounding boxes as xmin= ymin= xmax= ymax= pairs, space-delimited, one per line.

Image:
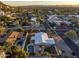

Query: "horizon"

xmin=2 ymin=1 xmax=79 ymax=6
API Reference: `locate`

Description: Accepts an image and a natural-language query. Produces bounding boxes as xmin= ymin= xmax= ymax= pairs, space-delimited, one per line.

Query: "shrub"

xmin=42 ymin=52 xmax=50 ymax=57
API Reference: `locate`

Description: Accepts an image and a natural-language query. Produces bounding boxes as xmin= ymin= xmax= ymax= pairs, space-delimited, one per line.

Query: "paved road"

xmin=7 ymin=25 xmax=79 ymax=31
xmin=63 ymin=37 xmax=79 ymax=57
xmin=46 ymin=21 xmax=79 ymax=57
xmin=56 ymin=31 xmax=79 ymax=57
xmin=7 ymin=26 xmax=46 ymax=30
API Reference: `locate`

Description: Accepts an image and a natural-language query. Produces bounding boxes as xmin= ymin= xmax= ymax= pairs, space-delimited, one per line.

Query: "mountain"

xmin=1 ymin=1 xmax=79 ymax=12
xmin=0 ymin=1 xmax=7 ymax=6
xmin=14 ymin=5 xmax=79 ymax=10
xmin=0 ymin=1 xmax=14 ymax=12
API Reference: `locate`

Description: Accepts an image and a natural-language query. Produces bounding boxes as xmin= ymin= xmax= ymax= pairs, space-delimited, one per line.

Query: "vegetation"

xmin=75 ymin=22 xmax=79 ymax=28
xmin=1 ymin=1 xmax=79 ymax=58
xmin=65 ymin=30 xmax=78 ymax=39
xmin=0 ymin=45 xmax=29 ymax=58
xmin=42 ymin=52 xmax=50 ymax=57
xmin=44 ymin=47 xmax=51 ymax=53
xmin=0 ymin=16 xmax=12 ymax=22
xmin=29 ymin=52 xmax=36 ymax=56
xmin=0 ymin=26 xmax=7 ymax=35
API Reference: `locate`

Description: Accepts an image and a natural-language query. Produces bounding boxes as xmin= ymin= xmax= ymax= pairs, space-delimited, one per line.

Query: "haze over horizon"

xmin=2 ymin=1 xmax=79 ymax=6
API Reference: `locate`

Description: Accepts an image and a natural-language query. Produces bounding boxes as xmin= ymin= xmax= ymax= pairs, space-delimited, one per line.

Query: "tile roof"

xmin=6 ymin=31 xmax=20 ymax=45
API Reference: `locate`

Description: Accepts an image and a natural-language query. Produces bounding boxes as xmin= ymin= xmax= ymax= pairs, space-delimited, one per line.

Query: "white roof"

xmin=46 ymin=38 xmax=55 ymax=45
xmin=31 ymin=32 xmax=55 ymax=45
xmin=34 ymin=32 xmax=48 ymax=44
xmin=31 ymin=17 xmax=37 ymax=22
xmin=31 ymin=36 xmax=35 ymax=40
xmin=76 ymin=15 xmax=79 ymax=18
xmin=47 ymin=15 xmax=59 ymax=23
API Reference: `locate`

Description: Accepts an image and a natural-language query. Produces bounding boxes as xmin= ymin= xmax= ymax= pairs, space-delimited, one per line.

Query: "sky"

xmin=2 ymin=0 xmax=79 ymax=6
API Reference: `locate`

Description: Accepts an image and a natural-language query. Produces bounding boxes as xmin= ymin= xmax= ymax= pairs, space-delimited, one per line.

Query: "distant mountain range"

xmin=14 ymin=5 xmax=79 ymax=7
xmin=0 ymin=1 xmax=8 ymax=9
xmin=13 ymin=5 xmax=79 ymax=10
xmin=1 ymin=1 xmax=79 ymax=11
xmin=0 ymin=1 xmax=15 ymax=12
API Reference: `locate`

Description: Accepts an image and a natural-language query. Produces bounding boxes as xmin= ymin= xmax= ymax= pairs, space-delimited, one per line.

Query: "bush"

xmin=5 ymin=45 xmax=30 ymax=58
xmin=42 ymin=52 xmax=50 ymax=57
xmin=29 ymin=52 xmax=36 ymax=56
xmin=15 ymin=49 xmax=29 ymax=58
xmin=44 ymin=47 xmax=51 ymax=53
xmin=65 ymin=30 xmax=77 ymax=39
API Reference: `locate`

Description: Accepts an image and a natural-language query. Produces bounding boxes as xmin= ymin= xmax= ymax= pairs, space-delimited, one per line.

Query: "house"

xmin=30 ymin=17 xmax=37 ymax=22
xmin=6 ymin=31 xmax=20 ymax=45
xmin=30 ymin=16 xmax=37 ymax=25
xmin=0 ymin=50 xmax=6 ymax=58
xmin=27 ymin=32 xmax=59 ymax=55
xmin=47 ymin=15 xmax=71 ymax=26
xmin=32 ymin=32 xmax=55 ymax=45
xmin=68 ymin=15 xmax=75 ymax=18
xmin=75 ymin=15 xmax=79 ymax=18
xmin=57 ymin=15 xmax=69 ymax=20
xmin=54 ymin=21 xmax=71 ymax=26
xmin=47 ymin=14 xmax=59 ymax=23
xmin=7 ymin=21 xmax=16 ymax=28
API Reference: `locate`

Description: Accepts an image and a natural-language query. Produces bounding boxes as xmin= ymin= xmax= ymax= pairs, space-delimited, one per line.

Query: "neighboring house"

xmin=0 ymin=50 xmax=6 ymax=58
xmin=47 ymin=15 xmax=71 ymax=26
xmin=68 ymin=15 xmax=75 ymax=18
xmin=30 ymin=17 xmax=37 ymax=22
xmin=47 ymin=15 xmax=59 ymax=23
xmin=30 ymin=17 xmax=38 ymax=25
xmin=52 ymin=21 xmax=70 ymax=26
xmin=6 ymin=31 xmax=20 ymax=45
xmin=57 ymin=15 xmax=69 ymax=20
xmin=75 ymin=15 xmax=79 ymax=18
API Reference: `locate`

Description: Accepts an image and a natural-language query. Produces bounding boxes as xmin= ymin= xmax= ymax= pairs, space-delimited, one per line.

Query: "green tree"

xmin=42 ymin=52 xmax=50 ymax=57
xmin=0 ymin=16 xmax=12 ymax=22
xmin=65 ymin=30 xmax=78 ymax=39
xmin=5 ymin=45 xmax=29 ymax=58
xmin=0 ymin=26 xmax=7 ymax=35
